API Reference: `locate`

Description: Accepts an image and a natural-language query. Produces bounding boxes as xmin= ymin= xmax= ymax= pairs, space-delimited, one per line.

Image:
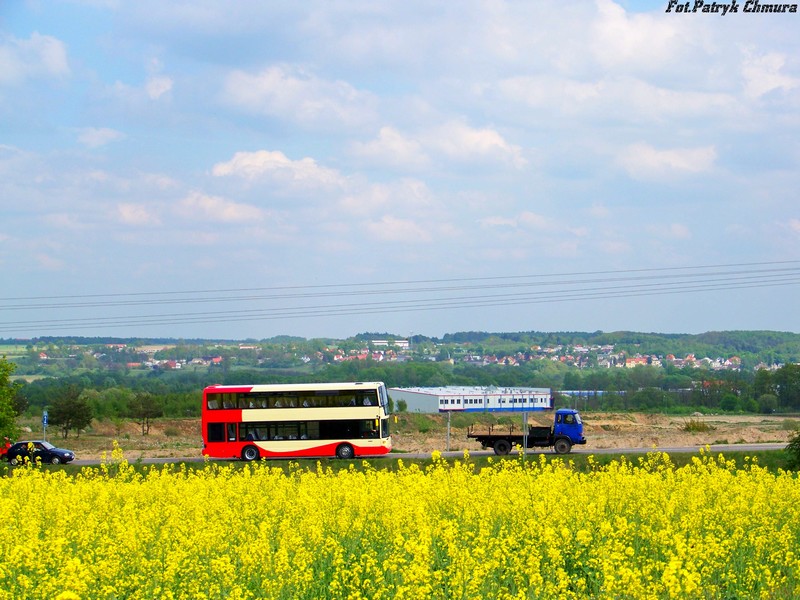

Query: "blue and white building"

xmin=388 ymin=386 xmax=553 ymax=413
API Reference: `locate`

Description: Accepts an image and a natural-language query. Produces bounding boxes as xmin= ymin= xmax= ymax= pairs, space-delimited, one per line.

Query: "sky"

xmin=1 ymin=0 xmax=799 ymax=340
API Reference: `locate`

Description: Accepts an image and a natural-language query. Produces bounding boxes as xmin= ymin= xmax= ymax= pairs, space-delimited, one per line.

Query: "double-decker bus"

xmin=201 ymin=381 xmax=392 ymax=460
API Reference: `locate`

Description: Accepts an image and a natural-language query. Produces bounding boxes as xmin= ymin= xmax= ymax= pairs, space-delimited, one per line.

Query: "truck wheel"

xmin=493 ymin=439 xmax=512 ymax=456
xmin=554 ymin=438 xmax=572 ymax=454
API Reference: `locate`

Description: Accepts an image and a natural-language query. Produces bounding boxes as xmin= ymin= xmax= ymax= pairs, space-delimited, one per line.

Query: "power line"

xmin=1 ymin=261 xmax=799 ymax=311
xmin=0 ymin=261 xmax=798 ymax=334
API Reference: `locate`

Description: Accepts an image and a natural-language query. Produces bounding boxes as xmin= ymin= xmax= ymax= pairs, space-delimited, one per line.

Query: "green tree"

xmin=786 ymin=430 xmax=800 ymax=470
xmin=757 ymin=393 xmax=778 ymax=414
xmin=774 ymin=364 xmax=800 ymax=410
xmin=49 ymin=384 xmax=93 ymax=438
xmin=0 ymin=357 xmax=23 ymax=440
xmin=562 ymin=370 xmax=583 ymax=390
xmin=719 ymin=393 xmax=739 ymax=412
xmin=128 ymin=392 xmax=163 ymax=435
xmin=753 ymin=369 xmax=775 ymax=398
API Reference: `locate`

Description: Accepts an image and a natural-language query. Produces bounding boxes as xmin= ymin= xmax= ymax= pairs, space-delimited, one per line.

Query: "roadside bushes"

xmin=786 ymin=430 xmax=800 ymax=470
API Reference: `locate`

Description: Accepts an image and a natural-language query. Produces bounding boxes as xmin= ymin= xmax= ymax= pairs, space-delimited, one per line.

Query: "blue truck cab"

xmin=553 ymin=408 xmax=587 ymax=450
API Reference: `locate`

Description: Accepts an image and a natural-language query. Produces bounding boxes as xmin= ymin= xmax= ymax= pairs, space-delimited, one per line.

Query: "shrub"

xmin=786 ymin=430 xmax=800 ymax=470
xmin=682 ymin=418 xmax=714 ymax=433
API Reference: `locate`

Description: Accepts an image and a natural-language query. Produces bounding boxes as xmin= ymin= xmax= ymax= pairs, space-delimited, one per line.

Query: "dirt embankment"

xmin=392 ymin=413 xmax=798 ymax=454
xmin=29 ymin=413 xmax=798 ymax=460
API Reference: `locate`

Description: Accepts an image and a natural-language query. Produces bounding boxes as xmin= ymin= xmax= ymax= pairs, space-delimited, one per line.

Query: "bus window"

xmin=206 ymin=397 xmax=220 ymax=410
xmin=359 ymin=420 xmax=378 ymax=438
xmin=227 ymin=423 xmax=237 ymax=442
xmin=305 ymin=422 xmax=319 ymax=440
xmin=240 ymin=425 xmax=266 ymax=441
xmin=270 ymin=423 xmax=300 ymax=440
xmin=379 ymin=386 xmax=388 ymax=408
xmin=207 ymin=423 xmax=225 ymax=442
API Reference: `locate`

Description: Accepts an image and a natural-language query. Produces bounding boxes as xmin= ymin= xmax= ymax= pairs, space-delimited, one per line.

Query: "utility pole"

xmin=446 ymin=409 xmax=451 ymax=451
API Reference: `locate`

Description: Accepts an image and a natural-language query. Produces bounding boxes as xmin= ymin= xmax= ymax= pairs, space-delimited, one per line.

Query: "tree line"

xmin=3 ymin=353 xmax=800 ymax=439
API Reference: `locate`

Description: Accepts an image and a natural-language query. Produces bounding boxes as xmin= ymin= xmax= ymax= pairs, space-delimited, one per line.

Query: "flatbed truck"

xmin=467 ymin=408 xmax=586 ymax=455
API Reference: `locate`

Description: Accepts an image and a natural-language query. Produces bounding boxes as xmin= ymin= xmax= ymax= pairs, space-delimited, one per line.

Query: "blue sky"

xmin=1 ymin=0 xmax=798 ymax=340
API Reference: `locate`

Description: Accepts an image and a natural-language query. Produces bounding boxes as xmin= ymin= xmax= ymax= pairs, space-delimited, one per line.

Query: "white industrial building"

xmin=388 ymin=386 xmax=553 ymax=413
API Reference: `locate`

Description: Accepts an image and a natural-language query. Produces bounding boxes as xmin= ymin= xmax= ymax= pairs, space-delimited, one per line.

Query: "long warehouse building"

xmin=388 ymin=386 xmax=553 ymax=413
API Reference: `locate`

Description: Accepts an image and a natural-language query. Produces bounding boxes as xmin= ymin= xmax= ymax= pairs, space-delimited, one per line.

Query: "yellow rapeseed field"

xmin=1 ymin=447 xmax=799 ymax=599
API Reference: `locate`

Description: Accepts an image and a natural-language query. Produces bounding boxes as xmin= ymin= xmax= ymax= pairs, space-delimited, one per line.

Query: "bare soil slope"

xmin=388 ymin=413 xmax=797 ymax=454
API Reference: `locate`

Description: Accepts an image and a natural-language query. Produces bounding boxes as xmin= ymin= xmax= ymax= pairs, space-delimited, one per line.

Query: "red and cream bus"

xmin=201 ymin=381 xmax=392 ymax=460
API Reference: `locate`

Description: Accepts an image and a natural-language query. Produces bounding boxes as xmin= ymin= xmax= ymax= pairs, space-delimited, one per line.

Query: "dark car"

xmin=6 ymin=440 xmax=76 ymax=465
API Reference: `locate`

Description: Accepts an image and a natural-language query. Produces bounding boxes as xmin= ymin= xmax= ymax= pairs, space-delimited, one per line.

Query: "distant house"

xmin=625 ymin=356 xmax=649 ymax=368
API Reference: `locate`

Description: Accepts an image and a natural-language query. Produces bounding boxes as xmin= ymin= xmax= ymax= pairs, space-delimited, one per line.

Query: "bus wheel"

xmin=241 ymin=445 xmax=260 ymax=461
xmin=336 ymin=444 xmax=354 ymax=460
xmin=554 ymin=439 xmax=572 ymax=454
xmin=493 ymin=439 xmax=511 ymax=456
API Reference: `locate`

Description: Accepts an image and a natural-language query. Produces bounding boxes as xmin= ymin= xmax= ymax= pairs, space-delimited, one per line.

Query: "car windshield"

xmin=38 ymin=441 xmax=56 ymax=450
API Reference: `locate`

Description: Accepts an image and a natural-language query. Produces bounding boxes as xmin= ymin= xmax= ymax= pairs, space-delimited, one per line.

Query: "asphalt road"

xmin=68 ymin=442 xmax=788 ymax=466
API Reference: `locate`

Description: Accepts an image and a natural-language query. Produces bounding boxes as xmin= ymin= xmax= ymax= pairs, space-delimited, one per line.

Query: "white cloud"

xmin=339 ymin=186 xmax=389 ymax=217
xmin=546 ymin=240 xmax=581 ymax=258
xmin=518 ymin=211 xmax=553 ymax=230
xmin=34 ymin=252 xmax=65 ymax=270
xmin=480 ymin=211 xmax=553 ymax=230
xmin=480 ymin=216 xmax=517 ymax=228
xmin=429 ymin=121 xmax=527 ymax=168
xmin=598 ymin=239 xmax=631 ymax=255
xmin=145 ymin=75 xmax=173 ymax=100
xmin=742 ymin=51 xmax=800 ymax=100
xmin=788 ymin=219 xmax=800 ymax=234
xmin=175 ymin=191 xmax=263 ymax=223
xmin=42 ymin=213 xmax=89 ymax=230
xmin=339 ymin=179 xmax=436 ymax=221
xmin=77 ymin=127 xmax=126 ymax=148
xmin=352 ymin=122 xmax=526 ymax=170
xmin=0 ymin=32 xmax=70 ymax=85
xmin=649 ymin=223 xmax=691 ymax=239
xmin=350 ymin=127 xmax=429 ymax=170
xmin=618 ymin=143 xmax=717 ymax=179
xmin=142 ymin=173 xmax=179 ymax=190
xmin=117 ymin=203 xmax=161 ymax=226
xmin=590 ymin=0 xmax=693 ymax=72
xmin=496 ymin=75 xmax=740 ymax=123
xmin=212 ymin=150 xmax=345 ymax=188
xmin=366 ymin=215 xmax=431 ymax=243
xmin=222 ymin=65 xmax=377 ymax=129
xmin=589 ymin=203 xmax=610 ymax=218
